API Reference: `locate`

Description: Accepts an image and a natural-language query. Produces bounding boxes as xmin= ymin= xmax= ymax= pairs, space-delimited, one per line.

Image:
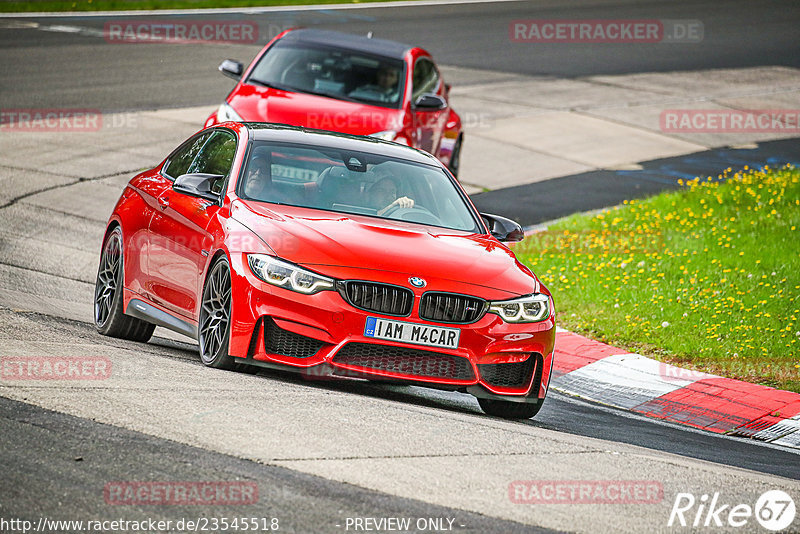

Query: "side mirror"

xmin=219 ymin=59 xmax=244 ymax=81
xmin=481 ymin=213 xmax=524 ymax=242
xmin=413 ymin=93 xmax=447 ymax=111
xmin=173 ymin=173 xmax=223 ymax=203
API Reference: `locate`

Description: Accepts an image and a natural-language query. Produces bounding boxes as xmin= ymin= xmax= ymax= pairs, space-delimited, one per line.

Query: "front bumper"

xmin=228 ymin=254 xmax=555 ymax=401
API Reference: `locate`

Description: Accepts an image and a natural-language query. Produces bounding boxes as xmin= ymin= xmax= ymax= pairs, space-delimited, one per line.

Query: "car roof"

xmin=279 ymin=28 xmax=413 ymax=60
xmin=242 ymin=122 xmax=441 ymax=166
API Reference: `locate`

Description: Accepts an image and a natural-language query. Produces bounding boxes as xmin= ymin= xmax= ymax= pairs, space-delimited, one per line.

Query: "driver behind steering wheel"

xmin=368 ymin=165 xmax=414 ymax=216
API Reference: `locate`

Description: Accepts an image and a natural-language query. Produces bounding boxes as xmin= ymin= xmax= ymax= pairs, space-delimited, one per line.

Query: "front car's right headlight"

xmin=247 ymin=254 xmax=334 ymax=295
xmin=488 ymin=294 xmax=551 ymax=323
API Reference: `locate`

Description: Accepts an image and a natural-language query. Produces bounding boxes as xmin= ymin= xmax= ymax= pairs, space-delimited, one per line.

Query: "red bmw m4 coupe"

xmin=204 ymin=28 xmax=463 ymax=177
xmin=95 ymin=122 xmax=555 ymax=418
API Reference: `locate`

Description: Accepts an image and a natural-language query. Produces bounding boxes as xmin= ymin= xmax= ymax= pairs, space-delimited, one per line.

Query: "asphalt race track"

xmin=1 ymin=1 xmax=799 ymax=533
xmin=2 ymin=0 xmax=800 ymax=110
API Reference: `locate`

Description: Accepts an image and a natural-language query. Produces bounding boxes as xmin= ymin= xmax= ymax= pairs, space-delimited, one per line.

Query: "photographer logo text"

xmin=668 ymin=490 xmax=795 ymax=531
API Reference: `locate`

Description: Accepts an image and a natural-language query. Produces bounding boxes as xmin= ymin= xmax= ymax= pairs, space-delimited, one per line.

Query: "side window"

xmin=163 ymin=133 xmax=212 ymax=180
xmin=412 ymin=58 xmax=440 ymax=101
xmin=186 ymin=130 xmax=237 ymax=194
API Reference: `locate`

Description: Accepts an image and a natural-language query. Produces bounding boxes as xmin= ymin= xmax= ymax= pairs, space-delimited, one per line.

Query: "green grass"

xmin=514 ymin=165 xmax=800 ymax=393
xmin=0 ymin=0 xmax=401 ymax=13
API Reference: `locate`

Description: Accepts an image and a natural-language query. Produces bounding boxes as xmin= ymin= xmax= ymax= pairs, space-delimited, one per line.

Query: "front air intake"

xmin=332 ymin=342 xmax=475 ymax=381
xmin=419 ymin=292 xmax=487 ymax=324
xmin=264 ymin=318 xmax=324 ymax=358
xmin=338 ymin=281 xmax=413 ymax=316
xmin=478 ymin=353 xmax=541 ymax=389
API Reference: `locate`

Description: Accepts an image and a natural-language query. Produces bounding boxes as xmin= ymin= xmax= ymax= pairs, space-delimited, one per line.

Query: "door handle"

xmin=158 ymin=195 xmax=169 ymax=209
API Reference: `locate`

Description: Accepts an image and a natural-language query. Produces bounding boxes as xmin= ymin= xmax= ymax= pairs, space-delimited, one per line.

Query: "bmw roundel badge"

xmin=409 ymin=277 xmax=427 ymax=288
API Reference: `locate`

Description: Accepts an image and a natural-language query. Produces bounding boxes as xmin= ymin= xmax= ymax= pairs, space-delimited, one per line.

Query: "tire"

xmin=198 ymin=256 xmax=256 ymax=373
xmin=448 ymin=135 xmax=462 ymax=178
xmin=198 ymin=257 xmax=237 ymax=369
xmin=94 ymin=227 xmax=155 ymax=342
xmin=478 ymin=397 xmax=543 ymax=419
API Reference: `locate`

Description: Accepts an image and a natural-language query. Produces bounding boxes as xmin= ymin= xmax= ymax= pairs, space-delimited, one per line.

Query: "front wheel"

xmin=94 ymin=227 xmax=155 ymax=342
xmin=198 ymin=257 xmax=238 ymax=370
xmin=478 ymin=397 xmax=543 ymax=419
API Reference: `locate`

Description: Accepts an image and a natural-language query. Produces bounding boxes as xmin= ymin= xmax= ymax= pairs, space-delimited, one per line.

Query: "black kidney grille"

xmin=339 ymin=281 xmax=413 ymax=316
xmin=264 ymin=318 xmax=324 ymax=358
xmin=419 ymin=292 xmax=487 ymax=324
xmin=478 ymin=356 xmax=537 ymax=388
xmin=332 ymin=343 xmax=474 ymax=381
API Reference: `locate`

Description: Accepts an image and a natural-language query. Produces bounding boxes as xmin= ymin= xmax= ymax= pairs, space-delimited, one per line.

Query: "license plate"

xmin=364 ymin=317 xmax=460 ymax=350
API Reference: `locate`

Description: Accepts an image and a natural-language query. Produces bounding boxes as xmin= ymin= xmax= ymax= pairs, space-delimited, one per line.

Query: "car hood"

xmin=228 ymin=85 xmax=404 ymax=136
xmin=232 ymin=201 xmax=538 ymax=299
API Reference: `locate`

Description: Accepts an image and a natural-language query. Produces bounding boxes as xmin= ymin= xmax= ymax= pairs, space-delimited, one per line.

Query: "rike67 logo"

xmin=668 ymin=490 xmax=796 ymax=531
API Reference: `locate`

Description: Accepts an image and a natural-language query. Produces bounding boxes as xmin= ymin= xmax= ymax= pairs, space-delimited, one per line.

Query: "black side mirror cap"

xmin=173 ymin=173 xmax=223 ymax=203
xmin=481 ymin=213 xmax=524 ymax=242
xmin=412 ymin=93 xmax=447 ymax=111
xmin=219 ymin=59 xmax=244 ymax=81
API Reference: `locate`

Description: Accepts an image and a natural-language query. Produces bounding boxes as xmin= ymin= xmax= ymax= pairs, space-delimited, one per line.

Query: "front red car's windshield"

xmin=246 ymin=43 xmax=406 ymax=109
xmin=237 ymin=142 xmax=481 ymax=233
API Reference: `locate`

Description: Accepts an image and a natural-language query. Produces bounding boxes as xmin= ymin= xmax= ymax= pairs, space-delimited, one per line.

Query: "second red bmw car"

xmin=95 ymin=122 xmax=554 ymax=418
xmin=205 ymin=28 xmax=464 ymax=177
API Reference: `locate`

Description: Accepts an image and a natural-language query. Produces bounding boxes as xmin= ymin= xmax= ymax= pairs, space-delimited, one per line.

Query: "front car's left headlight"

xmin=488 ymin=293 xmax=551 ymax=323
xmin=217 ymin=102 xmax=244 ymax=122
xmin=247 ymin=254 xmax=334 ymax=295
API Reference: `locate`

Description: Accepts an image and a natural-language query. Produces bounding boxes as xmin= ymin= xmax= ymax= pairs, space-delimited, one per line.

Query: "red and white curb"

xmin=550 ymin=328 xmax=800 ymax=449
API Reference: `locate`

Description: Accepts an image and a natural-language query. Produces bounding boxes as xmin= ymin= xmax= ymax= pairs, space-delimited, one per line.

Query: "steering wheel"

xmin=382 ymin=205 xmax=440 ymax=225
